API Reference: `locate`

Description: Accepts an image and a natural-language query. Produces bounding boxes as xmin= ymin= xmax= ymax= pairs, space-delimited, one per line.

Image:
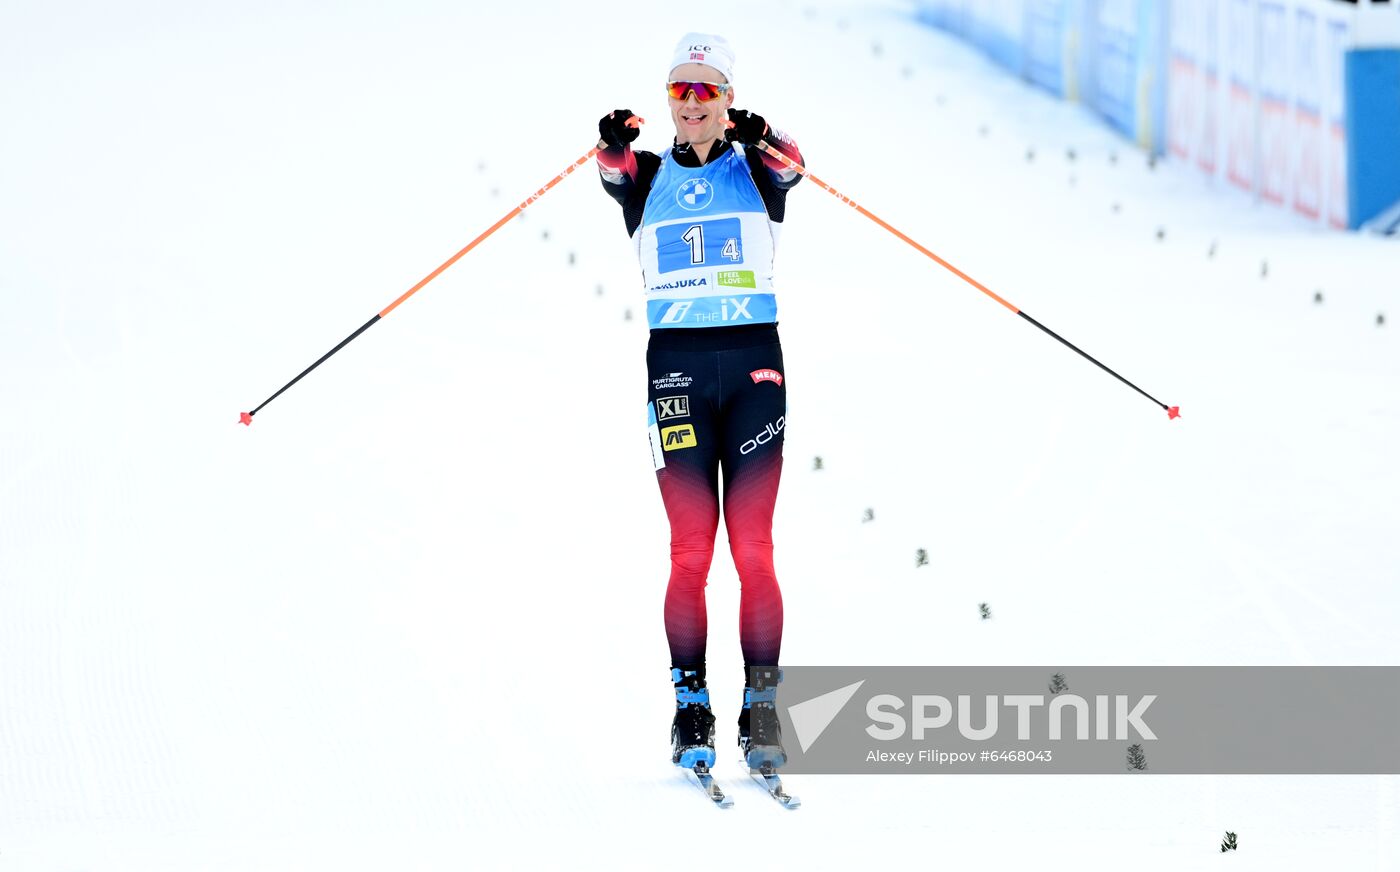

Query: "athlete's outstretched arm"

xmin=726 ymin=108 xmax=803 ymax=190
xmin=597 ymin=110 xmax=641 ymax=187
xmin=596 ymin=108 xmax=663 ymax=236
xmin=756 ymin=126 xmax=803 ymax=190
xmin=725 ymin=108 xmax=803 ymax=223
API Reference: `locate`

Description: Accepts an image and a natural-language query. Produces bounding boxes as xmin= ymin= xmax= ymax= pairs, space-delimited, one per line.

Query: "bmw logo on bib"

xmin=676 ymin=178 xmax=714 ymax=211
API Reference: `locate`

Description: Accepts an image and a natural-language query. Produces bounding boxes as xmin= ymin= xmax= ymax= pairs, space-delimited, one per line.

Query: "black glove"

xmin=725 ymin=108 xmax=768 ymax=145
xmin=598 ymin=109 xmax=640 ymax=148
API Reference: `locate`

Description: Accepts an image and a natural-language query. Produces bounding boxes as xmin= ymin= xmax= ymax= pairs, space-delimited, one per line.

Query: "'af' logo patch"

xmin=656 ymin=395 xmax=690 ymax=421
xmin=662 ymin=424 xmax=698 ymax=451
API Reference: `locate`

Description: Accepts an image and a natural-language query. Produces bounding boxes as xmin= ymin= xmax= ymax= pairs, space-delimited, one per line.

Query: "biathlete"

xmin=595 ymin=32 xmax=805 ymax=772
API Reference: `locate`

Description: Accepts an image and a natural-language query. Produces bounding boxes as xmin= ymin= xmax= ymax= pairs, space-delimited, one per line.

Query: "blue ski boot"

xmin=737 ymin=666 xmax=787 ymax=769
xmin=671 ymin=667 xmax=717 ymax=769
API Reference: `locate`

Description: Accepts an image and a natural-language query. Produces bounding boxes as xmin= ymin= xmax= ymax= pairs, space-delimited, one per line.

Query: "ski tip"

xmin=1166 ymin=405 xmax=1181 ymax=420
xmin=239 ymin=411 xmax=253 ymax=426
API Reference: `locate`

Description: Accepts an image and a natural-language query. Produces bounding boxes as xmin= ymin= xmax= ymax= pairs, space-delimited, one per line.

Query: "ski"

xmin=687 ymin=762 xmax=733 ymax=808
xmin=749 ymin=763 xmax=801 ymax=809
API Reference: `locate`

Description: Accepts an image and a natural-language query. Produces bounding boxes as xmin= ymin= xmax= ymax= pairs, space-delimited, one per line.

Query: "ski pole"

xmin=752 ymin=139 xmax=1180 ymax=420
xmin=239 ymin=118 xmax=644 ymax=426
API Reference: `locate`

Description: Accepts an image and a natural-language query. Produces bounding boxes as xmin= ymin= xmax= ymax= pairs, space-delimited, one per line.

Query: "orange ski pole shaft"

xmin=239 ymin=121 xmax=642 ymax=427
xmin=753 ymin=139 xmax=1179 ymax=420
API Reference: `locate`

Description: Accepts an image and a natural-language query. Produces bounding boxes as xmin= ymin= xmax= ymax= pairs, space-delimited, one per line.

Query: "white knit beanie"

xmin=668 ymin=33 xmax=736 ymax=84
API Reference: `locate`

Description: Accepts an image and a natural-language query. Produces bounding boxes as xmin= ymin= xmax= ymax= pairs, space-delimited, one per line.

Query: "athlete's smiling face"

xmin=668 ymin=62 xmax=734 ymax=149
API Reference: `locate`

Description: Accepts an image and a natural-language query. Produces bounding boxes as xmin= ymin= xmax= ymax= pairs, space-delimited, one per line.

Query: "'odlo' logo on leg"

xmin=740 ymin=416 xmax=785 ymax=455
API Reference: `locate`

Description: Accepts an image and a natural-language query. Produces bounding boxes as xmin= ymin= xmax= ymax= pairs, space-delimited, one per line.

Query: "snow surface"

xmin=2 ymin=0 xmax=1398 ymax=869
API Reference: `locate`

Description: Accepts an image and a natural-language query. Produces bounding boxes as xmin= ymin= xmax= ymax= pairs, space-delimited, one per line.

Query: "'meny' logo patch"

xmin=750 ymin=369 xmax=783 ymax=386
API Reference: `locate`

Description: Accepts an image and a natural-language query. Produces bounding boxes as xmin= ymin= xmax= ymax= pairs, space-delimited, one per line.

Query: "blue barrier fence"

xmin=910 ymin=0 xmax=1400 ymax=230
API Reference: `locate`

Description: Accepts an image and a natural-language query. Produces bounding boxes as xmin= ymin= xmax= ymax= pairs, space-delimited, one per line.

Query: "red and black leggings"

xmin=647 ymin=323 xmax=786 ymax=671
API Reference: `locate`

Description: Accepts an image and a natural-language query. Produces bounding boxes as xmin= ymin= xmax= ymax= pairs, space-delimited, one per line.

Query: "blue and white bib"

xmin=636 ymin=144 xmax=780 ymax=329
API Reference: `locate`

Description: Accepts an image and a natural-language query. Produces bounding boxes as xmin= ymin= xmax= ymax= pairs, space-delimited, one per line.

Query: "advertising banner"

xmin=1293 ymin=6 xmax=1324 ymax=219
xmin=1167 ymin=0 xmax=1200 ymax=159
xmin=1258 ymin=2 xmax=1291 ymax=204
xmin=1325 ymin=14 xmax=1350 ymax=228
xmin=1225 ymin=0 xmax=1256 ymax=192
xmin=1026 ymin=0 xmax=1072 ymax=96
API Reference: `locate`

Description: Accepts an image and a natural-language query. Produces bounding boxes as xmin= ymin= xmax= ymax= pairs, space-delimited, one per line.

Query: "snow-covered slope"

xmin=1 ymin=0 xmax=1397 ymax=868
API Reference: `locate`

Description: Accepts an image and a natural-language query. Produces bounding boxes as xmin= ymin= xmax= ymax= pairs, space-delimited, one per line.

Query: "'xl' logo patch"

xmin=656 ymin=395 xmax=690 ymax=421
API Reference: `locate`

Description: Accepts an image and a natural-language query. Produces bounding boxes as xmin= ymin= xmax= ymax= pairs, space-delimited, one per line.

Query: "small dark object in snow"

xmin=596 ymin=284 xmax=605 ymax=297
xmin=978 ymin=124 xmax=989 ymax=138
xmin=1260 ymin=260 xmax=1269 ymax=278
xmin=1112 ymin=202 xmax=1122 ymax=214
xmin=1314 ymin=290 xmax=1323 ymax=304
xmin=862 ymin=508 xmax=874 ymax=523
xmin=623 ymin=308 xmax=632 ymax=321
xmin=567 ymin=251 xmax=576 ymax=266
xmin=813 ymin=456 xmax=824 ymax=471
xmin=1109 ymin=151 xmax=1119 ymax=165
xmin=1156 ymin=227 xmax=1166 ymax=241
xmin=541 ymin=229 xmax=550 ymax=241
xmin=1147 ymin=154 xmax=1158 ymax=170
xmin=979 ymin=602 xmax=991 ymax=620
xmin=1380 ymin=313 xmax=1387 ymax=326
xmin=1220 ymin=832 xmax=1238 ymax=853
xmin=1026 ymin=148 xmax=1035 ymax=162
xmin=1127 ymin=743 xmax=1148 ymax=771
xmin=915 ymin=549 xmax=928 ymax=568
xmin=1208 ymin=241 xmax=1217 ymax=258
xmin=1066 ymin=148 xmax=1077 ymax=162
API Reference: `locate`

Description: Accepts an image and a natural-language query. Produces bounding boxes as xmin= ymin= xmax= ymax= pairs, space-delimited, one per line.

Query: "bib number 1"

xmin=682 ymin=224 xmax=704 ymax=265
